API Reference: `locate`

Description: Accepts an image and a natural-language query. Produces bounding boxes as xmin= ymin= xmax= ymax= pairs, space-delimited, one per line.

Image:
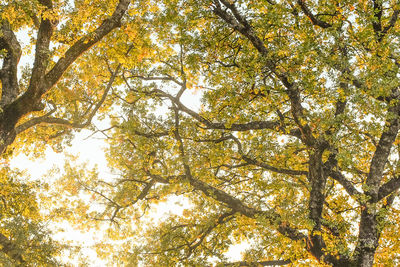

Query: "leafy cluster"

xmin=3 ymin=0 xmax=400 ymax=266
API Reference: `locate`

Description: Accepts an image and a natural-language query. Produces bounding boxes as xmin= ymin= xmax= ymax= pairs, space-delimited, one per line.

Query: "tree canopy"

xmin=0 ymin=0 xmax=132 ymax=264
xmin=2 ymin=0 xmax=400 ymax=266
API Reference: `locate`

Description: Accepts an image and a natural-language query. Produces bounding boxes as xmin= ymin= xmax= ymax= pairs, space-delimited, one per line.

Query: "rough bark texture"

xmin=0 ymin=21 xmax=21 ymax=108
xmin=354 ymin=104 xmax=400 ymax=266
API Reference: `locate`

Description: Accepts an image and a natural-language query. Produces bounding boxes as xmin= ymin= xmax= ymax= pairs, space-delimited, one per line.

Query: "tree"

xmin=0 ymin=0 xmax=131 ymax=154
xmin=0 ymin=166 xmax=61 ymax=266
xmin=0 ymin=0 xmax=133 ymax=264
xmin=61 ymin=0 xmax=400 ymax=266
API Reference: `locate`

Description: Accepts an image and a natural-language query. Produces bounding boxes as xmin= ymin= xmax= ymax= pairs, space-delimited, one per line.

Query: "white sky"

xmin=10 ymin=129 xmax=109 ymax=265
xmin=10 ymin=128 xmax=249 ymax=265
xmin=8 ymin=81 xmax=248 ymax=264
xmin=7 ymin=14 xmax=247 ymax=266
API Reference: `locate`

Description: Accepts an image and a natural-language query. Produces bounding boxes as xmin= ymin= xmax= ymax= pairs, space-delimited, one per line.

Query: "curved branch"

xmin=378 ymin=176 xmax=400 ymax=202
xmin=372 ymin=0 xmax=383 ymax=37
xmin=186 ymin=211 xmax=235 ymax=256
xmin=171 ymin=106 xmax=306 ymax=241
xmin=325 ymin=168 xmax=360 ymax=197
xmin=15 ymin=65 xmax=121 ymax=135
xmin=229 ymin=134 xmax=308 ymax=176
xmin=212 ymin=0 xmax=315 ymax=146
xmin=296 ymin=0 xmax=332 ymax=28
xmin=43 ymin=0 xmax=130 ymax=92
xmin=27 ymin=0 xmax=57 ymax=102
xmin=130 ymin=76 xmax=292 ymax=135
xmin=0 ymin=20 xmax=22 ymax=107
xmin=382 ymin=9 xmax=400 ymax=37
xmin=366 ymin=104 xmax=400 ymax=201
xmin=0 ymin=0 xmax=131 ymax=155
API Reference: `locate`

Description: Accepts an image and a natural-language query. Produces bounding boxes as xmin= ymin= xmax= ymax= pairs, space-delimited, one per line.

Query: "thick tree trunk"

xmin=307 ymin=150 xmax=328 ymax=260
xmin=354 ymin=209 xmax=379 ymax=267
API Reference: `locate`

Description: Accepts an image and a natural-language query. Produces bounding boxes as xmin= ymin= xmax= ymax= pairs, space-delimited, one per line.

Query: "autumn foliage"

xmin=2 ymin=0 xmax=400 ymax=266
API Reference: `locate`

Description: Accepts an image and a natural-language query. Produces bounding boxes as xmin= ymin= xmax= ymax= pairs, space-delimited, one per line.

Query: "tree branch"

xmin=355 ymin=102 xmax=400 ymax=265
xmin=296 ymin=0 xmax=332 ymax=28
xmin=171 ymin=106 xmax=306 ymax=241
xmin=372 ymin=0 xmax=383 ymax=40
xmin=27 ymin=0 xmax=57 ymax=101
xmin=366 ymin=104 xmax=400 ymax=201
xmin=377 ymin=176 xmax=400 ymax=202
xmin=131 ymin=78 xmax=291 ymax=134
xmin=381 ymin=9 xmax=400 ymax=36
xmin=43 ymin=0 xmax=130 ymax=92
xmin=0 ymin=232 xmax=25 ymax=264
xmin=229 ymin=134 xmax=308 ymax=176
xmin=186 ymin=211 xmax=235 ymax=257
xmin=371 ymin=1 xmax=399 ymax=41
xmin=0 ymin=0 xmax=131 ymax=155
xmin=224 ymin=259 xmax=291 ymax=266
xmin=212 ymin=0 xmax=315 ymax=146
xmin=0 ymin=20 xmax=21 ymax=107
xmin=325 ymin=168 xmax=360 ymax=197
xmin=15 ymin=64 xmax=121 ymax=135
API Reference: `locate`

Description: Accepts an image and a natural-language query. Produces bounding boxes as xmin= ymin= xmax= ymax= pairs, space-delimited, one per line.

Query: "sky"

xmin=6 ymin=12 xmax=249 ymax=266
xmin=10 ymin=128 xmax=110 ymax=265
xmin=10 ymin=120 xmax=249 ymax=265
